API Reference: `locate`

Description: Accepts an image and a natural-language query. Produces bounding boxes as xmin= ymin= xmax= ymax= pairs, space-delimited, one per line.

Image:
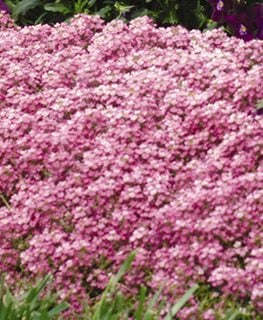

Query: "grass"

xmin=0 ymin=252 xmax=261 ymax=319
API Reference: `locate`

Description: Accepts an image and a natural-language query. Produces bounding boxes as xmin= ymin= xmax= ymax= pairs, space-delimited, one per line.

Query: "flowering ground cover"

xmin=0 ymin=11 xmax=262 ymax=319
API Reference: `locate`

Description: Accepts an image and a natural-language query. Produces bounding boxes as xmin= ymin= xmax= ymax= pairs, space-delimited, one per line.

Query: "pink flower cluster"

xmin=0 ymin=11 xmax=262 ymax=317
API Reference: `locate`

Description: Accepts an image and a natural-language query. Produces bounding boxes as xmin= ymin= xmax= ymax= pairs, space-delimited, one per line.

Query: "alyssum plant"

xmin=0 ymin=7 xmax=262 ymax=320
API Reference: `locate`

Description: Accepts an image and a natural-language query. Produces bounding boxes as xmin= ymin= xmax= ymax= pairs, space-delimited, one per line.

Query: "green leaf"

xmin=0 ymin=194 xmax=11 ymax=210
xmin=114 ymin=2 xmax=134 ymax=14
xmin=25 ymin=275 xmax=52 ymax=305
xmin=195 ymin=0 xmax=208 ymax=29
xmin=113 ymin=292 xmax=125 ymax=313
xmin=34 ymin=12 xmax=49 ymax=25
xmin=163 ymin=10 xmax=178 ymax=24
xmin=0 ymin=302 xmax=14 ymax=320
xmin=97 ymin=5 xmax=112 ymax=18
xmin=135 ymin=286 xmax=147 ymax=320
xmin=35 ymin=309 xmax=49 ymax=320
xmin=143 ymin=285 xmax=163 ymax=319
xmin=143 ymin=311 xmax=155 ymax=320
xmin=204 ymin=19 xmax=218 ymax=31
xmin=74 ymin=0 xmax=90 ymax=13
xmin=256 ymin=99 xmax=263 ymax=109
xmin=44 ymin=3 xmax=71 ymax=14
xmin=47 ymin=301 xmax=69 ymax=317
xmin=0 ymin=274 xmax=67 ymax=320
xmin=223 ymin=309 xmax=241 ymax=320
xmin=12 ymin=0 xmax=43 ymax=18
xmin=109 ymin=251 xmax=136 ymax=289
xmin=164 ymin=284 xmax=198 ymax=319
xmin=92 ymin=251 xmax=136 ymax=320
xmin=130 ymin=8 xmax=151 ymax=19
xmin=87 ymin=0 xmax=97 ymax=8
xmin=3 ymin=287 xmax=15 ymax=307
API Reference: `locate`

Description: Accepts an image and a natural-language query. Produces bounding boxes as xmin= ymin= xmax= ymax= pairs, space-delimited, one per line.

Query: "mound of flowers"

xmin=0 ymin=11 xmax=262 ymax=318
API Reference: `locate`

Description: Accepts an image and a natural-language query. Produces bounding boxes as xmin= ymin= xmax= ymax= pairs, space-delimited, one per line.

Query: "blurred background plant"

xmin=1 ymin=1 xmax=262 ymax=40
xmin=0 ymin=274 xmax=69 ymax=319
xmin=1 ymin=0 xmax=213 ymax=29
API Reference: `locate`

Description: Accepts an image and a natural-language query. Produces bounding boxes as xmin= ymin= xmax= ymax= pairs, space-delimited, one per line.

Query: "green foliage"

xmin=0 ymin=193 xmax=11 ymax=210
xmin=164 ymin=285 xmax=199 ymax=320
xmin=256 ymin=99 xmax=263 ymax=111
xmin=0 ymin=253 xmax=262 ymax=319
xmin=80 ymin=251 xmax=199 ymax=319
xmin=0 ymin=274 xmax=69 ymax=319
xmin=194 ymin=283 xmax=263 ymax=320
xmin=5 ymin=0 xmax=213 ymax=30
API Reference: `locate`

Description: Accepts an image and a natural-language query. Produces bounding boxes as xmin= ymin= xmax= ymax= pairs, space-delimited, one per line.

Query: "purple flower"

xmin=0 ymin=0 xmax=9 ymax=14
xmin=208 ymin=1 xmax=263 ymax=41
xmin=216 ymin=1 xmax=224 ymax=11
xmin=239 ymin=24 xmax=247 ymax=36
xmin=208 ymin=0 xmax=234 ymax=22
xmin=225 ymin=3 xmax=263 ymax=41
xmin=225 ymin=14 xmax=254 ymax=41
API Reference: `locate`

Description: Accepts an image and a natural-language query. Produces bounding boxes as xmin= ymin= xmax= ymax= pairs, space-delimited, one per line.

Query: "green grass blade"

xmin=92 ymin=252 xmax=136 ymax=320
xmin=113 ymin=292 xmax=125 ymax=314
xmin=3 ymin=287 xmax=15 ymax=308
xmin=25 ymin=275 xmax=52 ymax=304
xmin=164 ymin=284 xmax=198 ymax=320
xmin=34 ymin=309 xmax=49 ymax=320
xmin=47 ymin=301 xmax=69 ymax=318
xmin=135 ymin=286 xmax=147 ymax=320
xmin=143 ymin=310 xmax=155 ymax=320
xmin=223 ymin=309 xmax=241 ymax=320
xmin=108 ymin=251 xmax=136 ymax=290
xmin=143 ymin=285 xmax=163 ymax=320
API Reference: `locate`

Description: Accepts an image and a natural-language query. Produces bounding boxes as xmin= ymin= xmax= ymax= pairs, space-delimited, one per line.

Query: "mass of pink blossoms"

xmin=0 ymin=11 xmax=262 ymax=319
